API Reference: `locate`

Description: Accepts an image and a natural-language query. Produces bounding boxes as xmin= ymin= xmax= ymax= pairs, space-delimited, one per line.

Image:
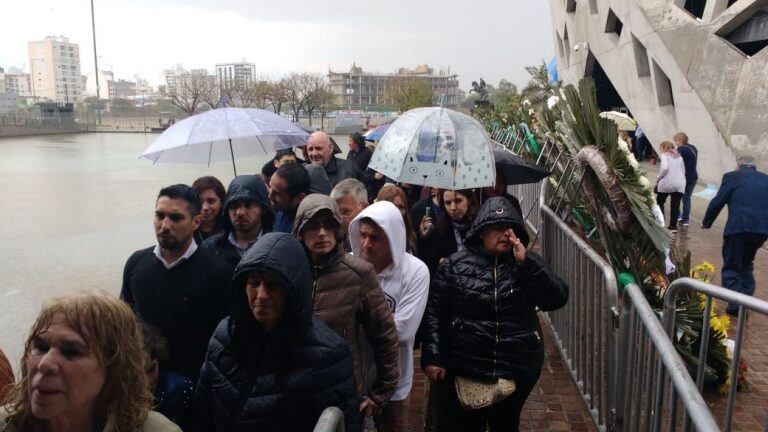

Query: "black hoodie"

xmin=203 ymin=175 xmax=274 ymax=269
xmin=191 ymin=233 xmax=361 ymax=432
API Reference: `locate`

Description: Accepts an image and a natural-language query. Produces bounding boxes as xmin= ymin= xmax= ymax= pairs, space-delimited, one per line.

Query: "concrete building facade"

xmin=215 ymin=62 xmax=256 ymax=88
xmin=328 ymin=64 xmax=460 ymax=110
xmin=3 ymin=73 xmax=32 ymax=98
xmin=548 ymin=0 xmax=768 ymax=182
xmin=28 ymin=36 xmax=84 ymax=103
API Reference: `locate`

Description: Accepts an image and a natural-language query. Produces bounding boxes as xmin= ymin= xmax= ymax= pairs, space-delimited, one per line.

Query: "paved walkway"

xmin=406 ymin=321 xmax=598 ymax=431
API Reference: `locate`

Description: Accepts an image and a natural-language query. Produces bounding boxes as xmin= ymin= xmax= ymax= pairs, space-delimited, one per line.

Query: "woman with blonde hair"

xmin=0 ymin=291 xmax=180 ymax=432
xmin=376 ymin=183 xmax=418 ymax=253
xmin=655 ymin=140 xmax=687 ymax=232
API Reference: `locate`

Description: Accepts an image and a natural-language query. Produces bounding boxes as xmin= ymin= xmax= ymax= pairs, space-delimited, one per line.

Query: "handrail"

xmin=540 ymin=203 xmax=619 ymax=429
xmin=313 ymin=407 xmax=344 ymax=432
xmin=616 ymin=282 xmax=720 ymax=431
xmin=662 ymin=277 xmax=768 ymax=431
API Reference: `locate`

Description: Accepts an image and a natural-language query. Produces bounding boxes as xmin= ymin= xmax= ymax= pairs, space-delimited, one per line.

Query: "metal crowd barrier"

xmin=313 ymin=407 xmax=344 ymax=432
xmin=615 ymin=282 xmax=719 ymax=432
xmin=509 ymin=179 xmax=544 ymax=235
xmin=661 ymin=278 xmax=768 ymax=432
xmin=540 ymin=204 xmax=620 ymax=430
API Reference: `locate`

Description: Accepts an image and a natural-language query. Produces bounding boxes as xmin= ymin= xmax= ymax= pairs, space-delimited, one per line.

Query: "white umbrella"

xmin=367 ymin=107 xmax=496 ymax=189
xmin=599 ymin=111 xmax=637 ymax=131
xmin=140 ymin=107 xmax=310 ymax=175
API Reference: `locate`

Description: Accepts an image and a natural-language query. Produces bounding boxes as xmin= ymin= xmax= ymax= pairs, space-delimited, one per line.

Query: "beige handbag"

xmin=454 ymin=376 xmax=516 ymax=410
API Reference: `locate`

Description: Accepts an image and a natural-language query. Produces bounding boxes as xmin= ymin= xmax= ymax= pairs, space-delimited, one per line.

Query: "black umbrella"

xmin=493 ymin=146 xmax=550 ymax=185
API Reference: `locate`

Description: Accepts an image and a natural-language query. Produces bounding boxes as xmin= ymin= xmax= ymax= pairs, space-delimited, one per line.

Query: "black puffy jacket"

xmin=323 ymin=156 xmax=362 ymax=188
xmin=191 ymin=233 xmax=361 ymax=432
xmin=421 ymin=197 xmax=568 ymax=382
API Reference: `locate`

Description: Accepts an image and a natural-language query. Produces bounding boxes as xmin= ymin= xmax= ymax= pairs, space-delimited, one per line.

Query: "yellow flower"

xmin=702 ymin=261 xmax=716 ymax=273
xmin=718 ymin=380 xmax=730 ymax=395
xmin=710 ymin=314 xmax=730 ymax=338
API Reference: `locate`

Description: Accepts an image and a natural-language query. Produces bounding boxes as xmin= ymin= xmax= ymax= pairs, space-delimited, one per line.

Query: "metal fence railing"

xmin=540 ymin=204 xmax=620 ymax=430
xmin=509 ymin=179 xmax=544 ymax=235
xmin=660 ymin=278 xmax=768 ymax=432
xmin=615 ymin=282 xmax=720 ymax=432
xmin=313 ymin=407 xmax=344 ymax=432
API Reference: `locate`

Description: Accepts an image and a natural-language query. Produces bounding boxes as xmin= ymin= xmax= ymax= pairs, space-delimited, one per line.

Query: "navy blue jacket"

xmin=678 ymin=144 xmax=698 ymax=183
xmin=703 ymin=166 xmax=768 ymax=236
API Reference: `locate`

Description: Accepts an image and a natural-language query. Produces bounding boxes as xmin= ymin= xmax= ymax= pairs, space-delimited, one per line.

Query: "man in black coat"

xmin=121 ymin=184 xmax=232 ymax=380
xmin=347 ymin=132 xmax=373 ymax=172
xmin=703 ymin=155 xmax=768 ymax=316
xmin=307 ymin=131 xmax=362 ymax=188
xmin=203 ymin=175 xmax=274 ymax=269
xmin=191 ymin=233 xmax=362 ymax=432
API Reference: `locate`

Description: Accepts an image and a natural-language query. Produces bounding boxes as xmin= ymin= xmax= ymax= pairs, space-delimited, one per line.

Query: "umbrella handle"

xmin=229 ymin=139 xmax=238 ymax=176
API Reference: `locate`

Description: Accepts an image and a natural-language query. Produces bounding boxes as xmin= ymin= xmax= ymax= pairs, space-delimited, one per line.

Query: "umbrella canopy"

xmin=364 ymin=123 xmax=391 ymax=142
xmin=493 ymin=144 xmax=550 ymax=185
xmin=141 ymin=108 xmax=310 ymax=166
xmin=599 ymin=111 xmax=637 ymax=131
xmin=368 ymin=107 xmax=496 ymax=189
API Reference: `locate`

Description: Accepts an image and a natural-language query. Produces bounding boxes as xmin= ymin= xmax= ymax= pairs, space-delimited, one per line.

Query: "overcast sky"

xmin=0 ymin=0 xmax=554 ymax=91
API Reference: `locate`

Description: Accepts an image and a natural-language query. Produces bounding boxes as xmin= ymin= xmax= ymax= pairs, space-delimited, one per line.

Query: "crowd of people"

xmin=0 ymin=130 xmax=569 ymax=432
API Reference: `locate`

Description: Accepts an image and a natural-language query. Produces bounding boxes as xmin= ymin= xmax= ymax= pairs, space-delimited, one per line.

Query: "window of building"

xmin=605 ymin=8 xmax=624 ymax=37
xmin=589 ymin=0 xmax=598 ymax=14
xmin=681 ymin=0 xmax=707 ymax=19
xmin=556 ymin=31 xmax=565 ymax=59
xmin=716 ymin=5 xmax=768 ymax=56
xmin=632 ymin=35 xmax=651 ymax=77
xmin=566 ymin=0 xmax=576 ymax=12
xmin=563 ymin=26 xmax=571 ymax=66
xmin=652 ymin=59 xmax=674 ymax=106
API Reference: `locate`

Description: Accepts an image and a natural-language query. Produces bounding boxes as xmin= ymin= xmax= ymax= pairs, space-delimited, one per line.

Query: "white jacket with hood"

xmin=349 ymin=201 xmax=430 ymax=401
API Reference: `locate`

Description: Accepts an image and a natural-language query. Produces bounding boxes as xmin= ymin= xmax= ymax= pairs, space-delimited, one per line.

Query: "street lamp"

xmin=90 ymin=0 xmax=101 ymax=125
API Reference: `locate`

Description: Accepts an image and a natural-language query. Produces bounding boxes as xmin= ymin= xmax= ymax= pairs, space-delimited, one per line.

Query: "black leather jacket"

xmin=421 ymin=197 xmax=568 ymax=381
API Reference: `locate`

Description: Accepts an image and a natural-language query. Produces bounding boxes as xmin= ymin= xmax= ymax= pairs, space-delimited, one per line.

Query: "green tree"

xmin=383 ymin=78 xmax=433 ymax=113
xmin=83 ymin=96 xmax=106 ymax=112
xmin=521 ymin=61 xmax=556 ymax=106
xmin=495 ymin=79 xmax=523 ymax=110
xmin=110 ymin=98 xmax=134 ymax=114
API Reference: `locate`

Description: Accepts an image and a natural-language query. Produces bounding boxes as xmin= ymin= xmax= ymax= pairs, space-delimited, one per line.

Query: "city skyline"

xmin=0 ymin=0 xmax=554 ymax=91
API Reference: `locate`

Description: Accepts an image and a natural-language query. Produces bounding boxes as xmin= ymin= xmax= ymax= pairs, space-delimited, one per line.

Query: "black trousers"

xmin=656 ymin=192 xmax=683 ymax=229
xmin=433 ymin=372 xmax=539 ymax=432
xmin=722 ymin=233 xmax=768 ymax=313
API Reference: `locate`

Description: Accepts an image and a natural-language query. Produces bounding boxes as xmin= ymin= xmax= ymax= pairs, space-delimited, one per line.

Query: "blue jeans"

xmin=681 ymin=180 xmax=696 ymax=223
xmin=722 ymin=233 xmax=767 ymax=313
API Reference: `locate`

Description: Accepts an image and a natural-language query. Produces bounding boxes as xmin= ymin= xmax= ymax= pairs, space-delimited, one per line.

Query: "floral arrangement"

xmin=477 ymin=78 xmax=740 ymax=394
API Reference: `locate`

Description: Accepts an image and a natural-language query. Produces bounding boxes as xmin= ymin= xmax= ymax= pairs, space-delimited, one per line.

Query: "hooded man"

xmin=291 ymin=194 xmax=399 ymax=420
xmin=307 ymin=131 xmax=362 ymax=187
xmin=349 ymin=201 xmax=430 ymax=432
xmin=191 ymin=233 xmax=362 ymax=432
xmin=203 ymin=175 xmax=274 ymax=269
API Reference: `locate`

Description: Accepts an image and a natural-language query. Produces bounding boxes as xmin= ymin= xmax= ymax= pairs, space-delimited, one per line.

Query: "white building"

xmin=4 ymin=73 xmax=32 ymax=98
xmin=28 ymin=36 xmax=85 ymax=103
xmin=215 ymin=62 xmax=256 ymax=88
xmin=548 ymin=0 xmax=768 ymax=182
xmin=85 ymin=69 xmax=114 ymax=98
